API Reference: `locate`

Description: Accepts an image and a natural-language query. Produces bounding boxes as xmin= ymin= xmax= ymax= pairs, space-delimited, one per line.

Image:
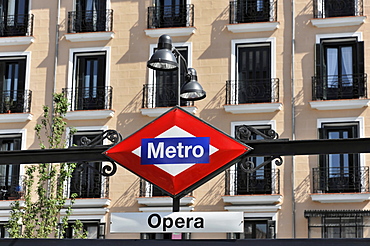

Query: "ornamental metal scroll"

xmin=77 ymin=130 xmax=122 ymax=176
xmin=235 ymin=125 xmax=283 ymax=173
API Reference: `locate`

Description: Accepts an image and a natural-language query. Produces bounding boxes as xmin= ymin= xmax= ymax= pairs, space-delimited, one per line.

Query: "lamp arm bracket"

xmin=172 ymin=47 xmax=189 ymax=71
xmin=80 ymin=130 xmax=123 ymax=147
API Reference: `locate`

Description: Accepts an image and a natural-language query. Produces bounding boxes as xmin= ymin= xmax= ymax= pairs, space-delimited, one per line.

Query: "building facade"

xmin=0 ymin=0 xmax=369 ymax=240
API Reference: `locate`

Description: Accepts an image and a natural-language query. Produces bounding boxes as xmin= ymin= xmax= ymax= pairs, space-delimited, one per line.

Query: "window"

xmin=72 ymin=52 xmax=108 ymax=110
xmin=235 ymin=0 xmax=271 ymax=23
xmin=228 ymin=41 xmax=279 ymax=105
xmin=0 ymin=134 xmax=22 ymax=200
xmin=314 ymin=0 xmax=359 ymax=18
xmin=65 ymin=221 xmax=105 ymax=239
xmin=317 ymin=122 xmax=361 ymax=193
xmin=0 ymin=57 xmax=27 ymax=113
xmin=227 ymin=124 xmax=280 ymax=195
xmin=0 ymin=223 xmax=10 ymax=238
xmin=305 ymin=210 xmax=370 ymax=238
xmin=69 ymin=131 xmax=105 ymax=198
xmin=145 ymin=46 xmax=193 ymax=108
xmin=229 ymin=218 xmax=275 ymax=239
xmin=0 ymin=0 xmax=30 ymax=36
xmin=150 ymin=0 xmax=188 ymax=28
xmin=73 ymin=0 xmax=107 ymax=32
xmin=313 ymin=38 xmax=365 ymax=100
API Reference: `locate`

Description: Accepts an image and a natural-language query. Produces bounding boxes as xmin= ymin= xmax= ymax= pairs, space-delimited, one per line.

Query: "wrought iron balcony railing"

xmin=0 ymin=14 xmax=34 ymax=37
xmin=62 ymin=86 xmax=113 ymax=111
xmin=68 ymin=9 xmax=113 ymax=33
xmin=312 ymin=74 xmax=367 ymax=101
xmin=0 ymin=175 xmax=26 ymax=201
xmin=225 ymin=168 xmax=280 ymax=195
xmin=0 ymin=90 xmax=32 ymax=114
xmin=142 ymin=83 xmax=194 ymax=108
xmin=312 ymin=166 xmax=369 ymax=193
xmin=69 ymin=174 xmax=109 ymax=199
xmin=229 ymin=0 xmax=277 ymax=24
xmin=313 ymin=0 xmax=363 ymax=18
xmin=226 ymin=79 xmax=279 ymax=105
xmin=147 ymin=4 xmax=194 ymax=29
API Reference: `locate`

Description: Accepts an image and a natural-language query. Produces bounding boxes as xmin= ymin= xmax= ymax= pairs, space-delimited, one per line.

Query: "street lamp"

xmin=147 ymin=34 xmax=206 ymax=105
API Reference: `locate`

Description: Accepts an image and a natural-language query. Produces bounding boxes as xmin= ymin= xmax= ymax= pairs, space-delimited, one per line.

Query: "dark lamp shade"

xmin=180 ymin=68 xmax=206 ymax=101
xmin=147 ymin=34 xmax=178 ymax=71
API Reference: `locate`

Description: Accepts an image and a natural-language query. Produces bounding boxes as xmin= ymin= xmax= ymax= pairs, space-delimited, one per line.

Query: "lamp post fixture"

xmin=147 ymin=34 xmax=206 ymax=212
xmin=147 ymin=34 xmax=206 ymax=106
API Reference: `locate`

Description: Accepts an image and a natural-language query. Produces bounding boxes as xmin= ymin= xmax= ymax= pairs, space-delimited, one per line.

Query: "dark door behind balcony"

xmin=314 ymin=39 xmax=364 ymax=100
xmin=324 ymin=0 xmax=355 ymax=17
xmin=75 ymin=0 xmax=106 ymax=32
xmin=75 ymin=54 xmax=106 ymax=110
xmin=0 ymin=0 xmax=29 ymax=36
xmin=237 ymin=0 xmax=271 ymax=23
xmin=70 ymin=132 xmax=103 ymax=199
xmin=237 ymin=44 xmax=271 ymax=103
xmin=155 ymin=0 xmax=186 ymax=28
xmin=319 ymin=124 xmax=360 ymax=193
xmin=0 ymin=58 xmax=26 ymax=113
xmin=0 ymin=135 xmax=21 ymax=200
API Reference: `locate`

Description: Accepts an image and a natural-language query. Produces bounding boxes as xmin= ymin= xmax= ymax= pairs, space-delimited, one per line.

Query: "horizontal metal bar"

xmin=245 ymin=138 xmax=370 ymax=156
xmin=0 ymin=146 xmax=111 ymax=165
xmin=1 ymin=138 xmax=370 ymax=165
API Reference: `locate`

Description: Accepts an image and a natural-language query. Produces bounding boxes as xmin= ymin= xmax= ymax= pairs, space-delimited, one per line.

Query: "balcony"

xmin=0 ymin=175 xmax=25 ymax=201
xmin=312 ymin=166 xmax=370 ymax=203
xmin=312 ymin=74 xmax=367 ymax=101
xmin=0 ymin=14 xmax=33 ymax=37
xmin=229 ymin=0 xmax=277 ymax=24
xmin=141 ymin=83 xmax=196 ymax=117
xmin=68 ymin=9 xmax=113 ymax=33
xmin=223 ymin=168 xmax=282 ymax=206
xmin=224 ymin=79 xmax=282 ymax=114
xmin=62 ymin=86 xmax=114 ymax=120
xmin=69 ymin=175 xmax=109 ymax=199
xmin=145 ymin=4 xmax=195 ymax=37
xmin=0 ymin=90 xmax=32 ymax=114
xmin=312 ymin=0 xmax=365 ymax=27
xmin=227 ymin=0 xmax=279 ymax=33
xmin=312 ymin=167 xmax=369 ymax=194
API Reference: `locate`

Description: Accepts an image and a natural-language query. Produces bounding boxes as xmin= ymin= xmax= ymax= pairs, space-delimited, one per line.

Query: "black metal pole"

xmin=172 ymin=197 xmax=180 ymax=212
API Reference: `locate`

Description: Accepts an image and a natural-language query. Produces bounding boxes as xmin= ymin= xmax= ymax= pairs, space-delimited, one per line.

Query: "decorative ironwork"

xmin=142 ymin=83 xmax=194 ymax=108
xmin=0 ymin=175 xmax=26 ymax=200
xmin=147 ymin=4 xmax=194 ymax=29
xmin=0 ymin=90 xmax=32 ymax=114
xmin=312 ymin=166 xmax=370 ymax=193
xmin=225 ymin=168 xmax=280 ymax=195
xmin=0 ymin=14 xmax=34 ymax=37
xmin=313 ymin=0 xmax=363 ymax=18
xmin=62 ymin=86 xmax=113 ymax=111
xmin=73 ymin=130 xmax=122 ymax=177
xmin=226 ymin=79 xmax=279 ymax=105
xmin=229 ymin=0 xmax=277 ymax=24
xmin=312 ymin=74 xmax=367 ymax=101
xmin=235 ymin=125 xmax=282 ymax=173
xmin=68 ymin=9 xmax=113 ymax=33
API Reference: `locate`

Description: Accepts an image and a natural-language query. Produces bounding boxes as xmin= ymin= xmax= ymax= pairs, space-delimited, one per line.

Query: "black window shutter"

xmin=267 ymin=220 xmax=276 ymax=239
xmin=314 ymin=43 xmax=324 ymax=99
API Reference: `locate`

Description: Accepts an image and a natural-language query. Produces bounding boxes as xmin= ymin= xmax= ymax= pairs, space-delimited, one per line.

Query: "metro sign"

xmin=104 ymin=107 xmax=250 ymax=197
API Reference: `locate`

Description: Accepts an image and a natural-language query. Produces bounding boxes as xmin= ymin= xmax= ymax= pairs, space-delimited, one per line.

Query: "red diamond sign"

xmin=104 ymin=107 xmax=250 ymax=197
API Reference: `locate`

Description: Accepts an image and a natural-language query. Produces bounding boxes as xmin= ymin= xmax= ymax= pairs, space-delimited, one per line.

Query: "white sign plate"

xmin=111 ymin=212 xmax=244 ymax=233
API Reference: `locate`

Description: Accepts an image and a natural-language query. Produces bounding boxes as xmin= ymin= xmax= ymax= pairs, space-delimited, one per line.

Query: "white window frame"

xmin=67 ymin=47 xmax=110 ymax=111
xmin=147 ymin=42 xmax=192 ymax=108
xmin=230 ymin=38 xmax=276 ymax=104
xmin=229 ymin=120 xmax=277 ymax=196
